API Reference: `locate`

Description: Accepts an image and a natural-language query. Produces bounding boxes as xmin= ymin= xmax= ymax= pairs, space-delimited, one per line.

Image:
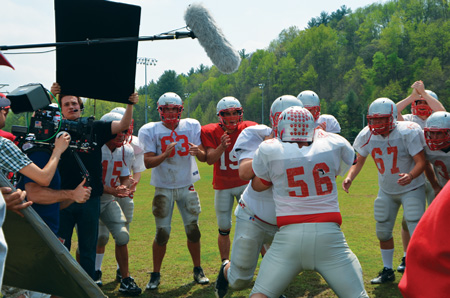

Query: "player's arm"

xmin=251 ymin=176 xmax=272 ymax=192
xmin=111 ymin=93 xmax=138 ymax=135
xmin=143 ymin=142 xmax=177 ymax=169
xmin=413 ymin=81 xmax=445 ymax=112
xmin=342 ymin=153 xmax=367 ymax=193
xmin=239 ymin=158 xmax=255 ymax=181
xmin=205 ymin=133 xmax=230 ymax=165
xmin=396 ymin=88 xmax=420 ymax=121
xmin=424 ymin=161 xmax=442 ymax=195
xmin=18 ymin=133 xmax=70 ymax=186
xmin=398 ymin=150 xmax=426 ymax=186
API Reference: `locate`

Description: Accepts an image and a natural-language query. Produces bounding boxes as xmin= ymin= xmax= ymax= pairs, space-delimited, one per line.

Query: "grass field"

xmin=91 ymin=158 xmax=406 ymax=298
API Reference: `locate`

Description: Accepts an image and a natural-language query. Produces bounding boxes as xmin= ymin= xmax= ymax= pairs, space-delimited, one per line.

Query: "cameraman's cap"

xmin=0 ymin=93 xmax=11 ymax=109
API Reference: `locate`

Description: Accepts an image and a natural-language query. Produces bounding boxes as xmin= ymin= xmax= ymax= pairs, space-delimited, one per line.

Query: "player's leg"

xmin=147 ymin=188 xmax=174 ymax=290
xmin=402 ymin=186 xmax=426 ymax=237
xmin=250 ymin=224 xmax=304 ymax=298
xmin=178 ymin=185 xmax=209 ymax=284
xmin=116 ymin=196 xmax=134 ymax=280
xmin=214 ymin=188 xmax=234 ymax=262
xmin=372 ymin=191 xmax=401 ymax=284
xmin=315 ymin=223 xmax=368 ymax=298
xmin=94 ymin=197 xmax=112 ymax=286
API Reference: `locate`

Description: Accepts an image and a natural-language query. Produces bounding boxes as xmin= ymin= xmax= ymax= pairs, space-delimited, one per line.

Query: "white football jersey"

xmin=353 ymin=121 xmax=426 ymax=194
xmin=316 ymin=114 xmax=341 ymax=133
xmin=403 ymin=114 xmax=426 ymax=129
xmin=138 ymin=119 xmax=201 ymax=188
xmin=253 ymin=130 xmax=355 ymax=218
xmin=128 ymin=138 xmax=146 ymax=174
xmin=101 ymin=145 xmax=132 ymax=188
xmin=232 ymin=125 xmax=277 ymax=225
xmin=425 ymin=147 xmax=450 ymax=188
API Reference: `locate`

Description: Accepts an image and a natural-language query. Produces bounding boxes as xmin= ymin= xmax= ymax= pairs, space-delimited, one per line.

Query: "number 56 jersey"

xmin=138 ymin=118 xmax=202 ymax=189
xmin=253 ymin=130 xmax=355 ymax=218
xmin=353 ymin=121 xmax=425 ymax=195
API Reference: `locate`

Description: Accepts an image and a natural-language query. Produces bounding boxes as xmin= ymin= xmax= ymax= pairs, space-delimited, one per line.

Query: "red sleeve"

xmin=398 ymin=182 xmax=450 ymax=297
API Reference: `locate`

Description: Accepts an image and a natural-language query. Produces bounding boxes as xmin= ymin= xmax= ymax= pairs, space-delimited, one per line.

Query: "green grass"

xmin=85 ymin=158 xmax=405 ymax=298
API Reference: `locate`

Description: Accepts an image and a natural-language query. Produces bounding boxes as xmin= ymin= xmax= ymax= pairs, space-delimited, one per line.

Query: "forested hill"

xmin=133 ymin=0 xmax=449 ymax=141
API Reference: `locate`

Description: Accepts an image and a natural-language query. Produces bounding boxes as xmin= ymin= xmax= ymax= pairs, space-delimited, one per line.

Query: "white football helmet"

xmin=157 ymin=92 xmax=184 ymax=125
xmin=101 ymin=112 xmax=127 ymax=147
xmin=297 ymin=90 xmax=320 ymax=120
xmin=411 ymin=90 xmax=438 ymax=117
xmin=110 ymin=106 xmax=133 ymax=141
xmin=270 ymin=95 xmax=303 ymax=136
xmin=424 ymin=111 xmax=450 ymax=151
xmin=367 ymin=98 xmax=397 ymax=135
xmin=216 ymin=96 xmax=243 ymax=130
xmin=277 ymin=106 xmax=315 ymax=142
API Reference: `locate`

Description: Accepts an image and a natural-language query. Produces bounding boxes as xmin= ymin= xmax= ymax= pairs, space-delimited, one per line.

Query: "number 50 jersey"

xmin=138 ymin=118 xmax=202 ymax=189
xmin=253 ymin=130 xmax=355 ymax=218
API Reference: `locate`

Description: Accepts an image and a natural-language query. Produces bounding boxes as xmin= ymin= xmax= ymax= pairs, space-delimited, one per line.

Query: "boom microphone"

xmin=184 ymin=3 xmax=241 ymax=74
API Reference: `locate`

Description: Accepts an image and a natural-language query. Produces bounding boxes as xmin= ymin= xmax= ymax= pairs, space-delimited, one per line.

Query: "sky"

xmin=1 ymin=0 xmax=388 ymax=94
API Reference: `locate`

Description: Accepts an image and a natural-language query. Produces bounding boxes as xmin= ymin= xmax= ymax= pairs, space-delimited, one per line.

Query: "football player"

xmin=249 ymin=106 xmax=367 ymax=298
xmin=343 ymin=98 xmax=426 ymax=284
xmin=94 ymin=111 xmax=141 ymax=295
xmin=297 ymin=90 xmax=341 ymax=133
xmin=395 ymin=81 xmax=445 ymax=273
xmin=201 ymin=96 xmax=257 ymax=262
xmin=215 ymin=95 xmax=303 ymax=298
xmin=138 ymin=92 xmax=209 ymax=290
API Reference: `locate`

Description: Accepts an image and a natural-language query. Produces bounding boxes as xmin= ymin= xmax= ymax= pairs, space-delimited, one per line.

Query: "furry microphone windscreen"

xmin=184 ymin=3 xmax=241 ymax=74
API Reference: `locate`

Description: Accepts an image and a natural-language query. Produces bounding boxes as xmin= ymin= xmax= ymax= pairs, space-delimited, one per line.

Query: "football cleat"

xmin=116 ymin=268 xmax=122 ymax=282
xmin=119 ymin=276 xmax=142 ymax=296
xmin=94 ymin=270 xmax=103 ymax=287
xmin=371 ymin=267 xmax=395 ymax=284
xmin=194 ymin=266 xmax=209 ymax=284
xmin=146 ymin=272 xmax=160 ymax=290
xmin=397 ymin=257 xmax=406 ymax=273
xmin=215 ymin=260 xmax=229 ymax=298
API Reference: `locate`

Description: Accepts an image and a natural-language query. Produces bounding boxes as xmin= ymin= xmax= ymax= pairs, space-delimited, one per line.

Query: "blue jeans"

xmin=58 ymin=195 xmax=100 ymax=279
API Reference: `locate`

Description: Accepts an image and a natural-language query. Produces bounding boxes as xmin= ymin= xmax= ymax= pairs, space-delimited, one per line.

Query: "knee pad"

xmin=185 ymin=223 xmax=201 ymax=243
xmin=219 ymin=229 xmax=230 ymax=236
xmin=97 ymin=233 xmax=110 ymax=247
xmin=376 ymin=230 xmax=393 ymax=242
xmin=114 ymin=228 xmax=130 ymax=246
xmin=153 ymin=194 xmax=170 ymax=218
xmin=155 ymin=226 xmax=171 ymax=246
xmin=374 ymin=197 xmax=389 ymax=222
xmin=186 ymin=191 xmax=201 ymax=215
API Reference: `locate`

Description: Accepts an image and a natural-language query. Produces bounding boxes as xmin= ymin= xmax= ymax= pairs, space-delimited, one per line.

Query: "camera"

xmin=12 ymin=105 xmax=96 ymax=151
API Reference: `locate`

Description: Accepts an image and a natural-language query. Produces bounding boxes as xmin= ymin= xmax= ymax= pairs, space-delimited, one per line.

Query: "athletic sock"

xmin=381 ymin=248 xmax=394 ymax=269
xmin=95 ymin=253 xmax=104 ymax=271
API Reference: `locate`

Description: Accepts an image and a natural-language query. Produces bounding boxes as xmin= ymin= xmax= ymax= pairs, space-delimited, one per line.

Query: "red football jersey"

xmin=201 ymin=121 xmax=257 ymax=189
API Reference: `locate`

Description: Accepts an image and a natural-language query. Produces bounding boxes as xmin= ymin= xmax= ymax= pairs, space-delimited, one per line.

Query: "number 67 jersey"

xmin=353 ymin=121 xmax=426 ymax=195
xmin=253 ymin=130 xmax=355 ymax=218
xmin=138 ymin=118 xmax=202 ymax=189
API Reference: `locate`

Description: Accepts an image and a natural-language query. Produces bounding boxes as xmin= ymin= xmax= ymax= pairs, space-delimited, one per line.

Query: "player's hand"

xmin=54 ymin=132 xmax=70 ymax=154
xmin=411 ymin=80 xmax=425 ymax=95
xmin=50 ymin=82 xmax=61 ymax=96
xmin=128 ymin=92 xmax=139 ymax=105
xmin=397 ymin=173 xmax=413 ymax=186
xmin=220 ymin=133 xmax=231 ymax=149
xmin=128 ymin=180 xmax=138 ymax=199
xmin=2 ymin=187 xmax=31 ymax=217
xmin=163 ymin=142 xmax=177 ymax=158
xmin=115 ymin=185 xmax=130 ymax=198
xmin=342 ymin=177 xmax=352 ymax=193
xmin=188 ymin=142 xmax=201 ymax=156
xmin=73 ymin=178 xmax=91 ymax=203
xmin=264 ymin=132 xmax=274 ymax=141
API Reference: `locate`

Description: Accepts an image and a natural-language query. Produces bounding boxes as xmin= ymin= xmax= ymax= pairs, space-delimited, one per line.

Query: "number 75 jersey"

xmin=353 ymin=121 xmax=426 ymax=195
xmin=253 ymin=130 xmax=355 ymax=217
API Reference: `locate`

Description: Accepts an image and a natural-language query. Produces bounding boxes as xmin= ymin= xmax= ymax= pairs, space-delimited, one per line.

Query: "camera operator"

xmin=50 ymin=82 xmax=138 ymax=280
xmin=0 ymin=94 xmax=70 ymax=289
